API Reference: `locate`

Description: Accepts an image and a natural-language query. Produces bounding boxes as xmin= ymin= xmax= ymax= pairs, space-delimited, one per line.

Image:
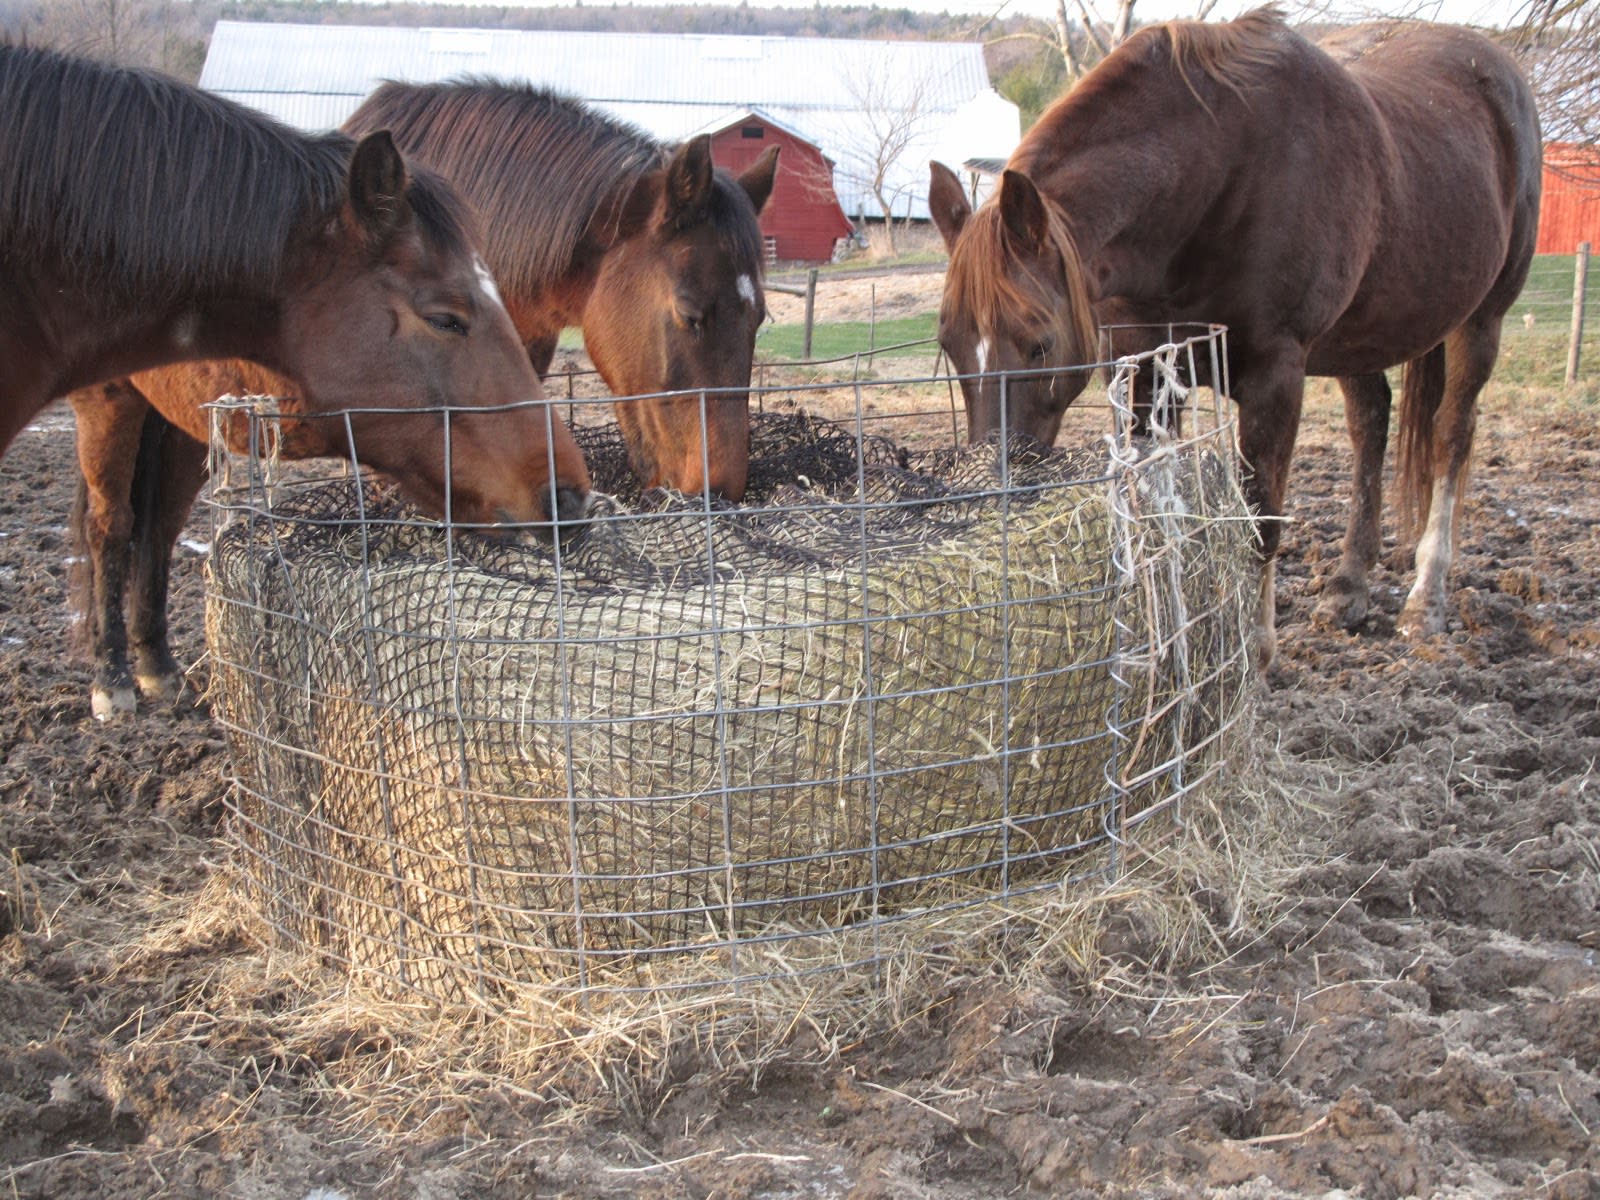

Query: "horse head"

xmin=278 ymin=132 xmax=591 ymax=534
xmin=579 ymin=136 xmax=779 ymax=501
xmin=929 ymin=161 xmax=1099 ymax=447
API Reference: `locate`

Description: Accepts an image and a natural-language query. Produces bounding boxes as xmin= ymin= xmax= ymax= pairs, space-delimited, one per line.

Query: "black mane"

xmin=0 ymin=43 xmax=473 ymax=304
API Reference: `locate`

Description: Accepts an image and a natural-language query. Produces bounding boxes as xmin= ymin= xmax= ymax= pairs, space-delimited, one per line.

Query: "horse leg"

xmin=69 ymin=383 xmax=146 ymax=721
xmin=1233 ymin=355 xmax=1308 ymax=670
xmin=1314 ymin=372 xmax=1391 ymax=630
xmin=127 ymin=419 xmax=209 ymax=703
xmin=1398 ymin=321 xmax=1497 ymax=639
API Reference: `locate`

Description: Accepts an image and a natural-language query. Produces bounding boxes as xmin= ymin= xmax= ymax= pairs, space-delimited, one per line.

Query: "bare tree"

xmin=1513 ymin=0 xmax=1600 ymax=151
xmin=19 ymin=0 xmax=203 ymax=73
xmin=974 ymin=0 xmax=1233 ymax=96
xmin=835 ymin=51 xmax=938 ymax=256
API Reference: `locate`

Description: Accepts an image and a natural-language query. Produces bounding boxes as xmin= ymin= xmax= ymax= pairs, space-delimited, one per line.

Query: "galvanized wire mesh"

xmin=203 ymin=328 xmax=1257 ymax=1006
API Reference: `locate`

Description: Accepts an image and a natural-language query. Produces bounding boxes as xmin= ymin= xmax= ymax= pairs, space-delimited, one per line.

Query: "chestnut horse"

xmin=0 ymin=44 xmax=588 ymax=522
xmin=68 ymin=81 xmax=777 ymax=717
xmin=929 ymin=8 xmax=1540 ymax=666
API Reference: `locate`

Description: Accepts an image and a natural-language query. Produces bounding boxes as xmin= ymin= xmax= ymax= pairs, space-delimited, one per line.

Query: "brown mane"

xmin=345 ymin=81 xmax=662 ymax=302
xmin=1039 ymin=4 xmax=1290 ymax=138
xmin=944 ymin=196 xmax=1098 ymax=370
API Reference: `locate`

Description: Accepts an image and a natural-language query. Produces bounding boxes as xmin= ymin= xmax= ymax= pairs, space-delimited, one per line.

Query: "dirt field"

xmin=1 ymin=275 xmax=1598 ymax=1198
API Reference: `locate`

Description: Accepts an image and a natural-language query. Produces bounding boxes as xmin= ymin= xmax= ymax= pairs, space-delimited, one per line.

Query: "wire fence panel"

xmin=203 ymin=328 xmax=1257 ymax=1010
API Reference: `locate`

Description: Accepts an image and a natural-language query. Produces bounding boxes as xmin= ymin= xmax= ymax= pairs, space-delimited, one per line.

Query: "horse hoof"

xmin=1397 ymin=602 xmax=1447 ymax=641
xmin=1312 ymin=591 xmax=1369 ymax=631
xmin=91 ymin=686 xmax=138 ymax=722
xmin=136 ymin=672 xmax=182 ymax=703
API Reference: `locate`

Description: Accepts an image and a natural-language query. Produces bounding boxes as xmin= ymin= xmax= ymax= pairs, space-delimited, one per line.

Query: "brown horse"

xmin=1 ymin=44 xmax=589 ymax=523
xmin=929 ymin=7 xmax=1541 ymax=666
xmin=69 ymin=81 xmax=777 ymax=717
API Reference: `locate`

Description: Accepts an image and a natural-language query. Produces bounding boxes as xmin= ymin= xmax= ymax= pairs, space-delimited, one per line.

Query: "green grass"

xmin=1492 ymin=254 xmax=1599 ymax=393
xmin=563 ymin=253 xmax=1600 ymax=391
xmin=1513 ymin=253 xmax=1596 ymax=325
xmin=755 ymin=314 xmax=938 ymax=361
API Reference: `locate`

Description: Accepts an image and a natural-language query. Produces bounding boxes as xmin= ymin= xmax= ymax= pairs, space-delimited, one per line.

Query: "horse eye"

xmin=426 ymin=313 xmax=469 ymax=337
xmin=1029 ymin=339 xmax=1052 ymax=362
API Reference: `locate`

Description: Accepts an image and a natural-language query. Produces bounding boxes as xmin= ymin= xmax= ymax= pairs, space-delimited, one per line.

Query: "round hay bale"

xmin=206 ymin=409 xmax=1254 ymax=998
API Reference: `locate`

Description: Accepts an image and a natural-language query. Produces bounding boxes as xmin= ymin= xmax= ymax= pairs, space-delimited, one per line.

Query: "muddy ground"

xmin=1 ymin=275 xmax=1597 ymax=1198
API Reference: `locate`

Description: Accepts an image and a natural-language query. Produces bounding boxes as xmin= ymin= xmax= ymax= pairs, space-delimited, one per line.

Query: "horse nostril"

xmin=551 ymin=486 xmax=590 ymax=528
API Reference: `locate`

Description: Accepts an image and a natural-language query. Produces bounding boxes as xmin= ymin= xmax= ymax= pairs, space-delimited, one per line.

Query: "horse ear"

xmin=928 ymin=161 xmax=972 ymax=251
xmin=738 ymin=146 xmax=781 ymax=215
xmin=664 ymin=135 xmax=715 ymax=227
xmin=347 ymin=131 xmax=412 ymax=242
xmin=998 ymin=169 xmax=1049 ymax=255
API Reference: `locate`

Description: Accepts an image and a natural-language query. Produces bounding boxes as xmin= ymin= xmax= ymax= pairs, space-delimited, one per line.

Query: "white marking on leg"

xmin=736 ymin=274 xmax=757 ymax=307
xmin=1256 ymin=557 xmax=1278 ymax=669
xmin=1404 ymin=474 xmax=1457 ymax=636
xmin=474 ymin=257 xmax=504 ymax=309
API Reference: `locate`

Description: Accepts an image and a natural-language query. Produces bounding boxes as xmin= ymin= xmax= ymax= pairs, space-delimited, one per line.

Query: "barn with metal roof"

xmin=198 ymin=21 xmax=1021 ymax=224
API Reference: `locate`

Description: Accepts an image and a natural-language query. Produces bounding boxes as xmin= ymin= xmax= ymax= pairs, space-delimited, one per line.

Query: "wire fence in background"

xmin=202 ymin=328 xmax=1258 ymax=1017
xmin=1502 ymin=244 xmax=1598 ymax=387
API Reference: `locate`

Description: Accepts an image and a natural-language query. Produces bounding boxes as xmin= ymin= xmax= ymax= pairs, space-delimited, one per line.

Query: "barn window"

xmin=741 ymin=125 xmax=765 ymax=139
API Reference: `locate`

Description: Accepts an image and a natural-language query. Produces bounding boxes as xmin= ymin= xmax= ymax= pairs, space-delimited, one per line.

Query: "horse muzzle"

xmin=501 ymin=484 xmax=591 ymax=547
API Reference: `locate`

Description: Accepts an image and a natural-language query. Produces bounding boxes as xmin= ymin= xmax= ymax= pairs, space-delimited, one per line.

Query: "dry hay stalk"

xmin=204 ymin=416 xmax=1255 ymax=1016
xmin=112 ymin=731 xmax=1295 ymax=1144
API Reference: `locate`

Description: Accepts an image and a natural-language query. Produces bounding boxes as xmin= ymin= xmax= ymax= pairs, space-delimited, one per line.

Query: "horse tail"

xmin=1396 ymin=342 xmax=1446 ymax=544
xmin=67 ymin=455 xmax=93 ymax=657
xmin=128 ymin=407 xmax=176 ymax=596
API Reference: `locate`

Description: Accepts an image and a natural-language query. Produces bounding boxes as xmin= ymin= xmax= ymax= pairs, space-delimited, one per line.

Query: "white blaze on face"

xmin=971 ymin=335 xmax=996 ymax=415
xmin=736 ymin=274 xmax=757 ymax=307
xmin=474 ymin=257 xmax=505 ymax=311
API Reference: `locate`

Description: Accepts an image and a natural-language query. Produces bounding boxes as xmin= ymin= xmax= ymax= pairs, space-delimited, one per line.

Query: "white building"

xmin=198 ymin=21 xmax=1022 ymax=221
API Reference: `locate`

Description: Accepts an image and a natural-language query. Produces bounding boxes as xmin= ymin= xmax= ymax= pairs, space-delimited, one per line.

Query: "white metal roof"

xmin=199 ymin=21 xmax=1021 ymax=220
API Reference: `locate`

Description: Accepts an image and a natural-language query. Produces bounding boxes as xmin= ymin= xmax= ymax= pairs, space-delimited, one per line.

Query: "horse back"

xmin=1304 ymin=21 xmax=1541 ymax=373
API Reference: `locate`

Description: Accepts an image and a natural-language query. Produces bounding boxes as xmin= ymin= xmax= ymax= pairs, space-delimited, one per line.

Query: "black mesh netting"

xmin=205 ymin=410 xmax=1254 ymax=996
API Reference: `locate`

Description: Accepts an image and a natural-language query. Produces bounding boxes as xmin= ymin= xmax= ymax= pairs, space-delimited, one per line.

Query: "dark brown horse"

xmin=69 ymin=81 xmax=777 ymax=717
xmin=1 ymin=44 xmax=589 ymax=522
xmin=929 ymin=7 xmax=1540 ymax=666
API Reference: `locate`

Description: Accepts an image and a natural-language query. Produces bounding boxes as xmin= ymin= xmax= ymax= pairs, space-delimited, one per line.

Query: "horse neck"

xmin=174 ymin=296 xmax=287 ymax=370
xmin=1015 ymin=98 xmax=1246 ymax=299
xmin=43 ymin=286 xmax=285 ymax=403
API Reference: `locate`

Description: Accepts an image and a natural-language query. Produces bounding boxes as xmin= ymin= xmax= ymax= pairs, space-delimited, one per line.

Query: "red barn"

xmin=701 ymin=109 xmax=854 ymax=266
xmin=1537 ymin=143 xmax=1600 ymax=255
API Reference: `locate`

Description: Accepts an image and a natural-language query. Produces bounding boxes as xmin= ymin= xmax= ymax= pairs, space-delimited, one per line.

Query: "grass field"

xmin=556 ymin=254 xmax=1599 ymax=396
xmin=751 ymin=253 xmax=1600 ymax=399
xmin=755 ymin=313 xmax=937 ymax=361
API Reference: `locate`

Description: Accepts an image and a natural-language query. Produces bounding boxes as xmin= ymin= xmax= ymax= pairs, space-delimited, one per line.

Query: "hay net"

xmin=204 ymin=331 xmax=1257 ymax=1002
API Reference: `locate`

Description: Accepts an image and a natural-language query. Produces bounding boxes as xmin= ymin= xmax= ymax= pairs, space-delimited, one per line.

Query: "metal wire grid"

xmin=203 ymin=327 xmax=1255 ymax=1003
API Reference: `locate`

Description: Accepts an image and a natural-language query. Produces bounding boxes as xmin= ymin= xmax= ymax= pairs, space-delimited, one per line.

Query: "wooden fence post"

xmin=1568 ymin=241 xmax=1590 ymax=386
xmin=802 ymin=268 xmax=818 ymax=361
